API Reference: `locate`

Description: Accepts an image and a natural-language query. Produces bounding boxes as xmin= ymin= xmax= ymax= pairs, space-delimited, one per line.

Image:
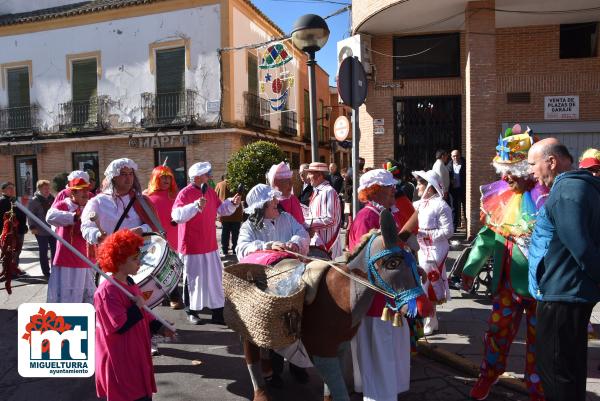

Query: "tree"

xmin=226 ymin=140 xmax=285 ymax=193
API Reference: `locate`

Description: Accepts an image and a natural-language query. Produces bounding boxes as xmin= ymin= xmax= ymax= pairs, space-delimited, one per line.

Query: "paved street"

xmin=0 ymin=232 xmax=597 ymax=400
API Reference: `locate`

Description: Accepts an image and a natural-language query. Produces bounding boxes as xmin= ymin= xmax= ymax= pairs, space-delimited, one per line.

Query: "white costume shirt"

xmin=236 ymin=211 xmax=310 ymax=259
xmin=81 ymin=193 xmax=151 ymax=244
xmin=304 ymin=180 xmax=342 ymax=257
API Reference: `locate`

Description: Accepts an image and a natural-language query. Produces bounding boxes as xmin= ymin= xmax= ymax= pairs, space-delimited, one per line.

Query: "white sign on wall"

xmin=544 ymin=96 xmax=579 ymax=120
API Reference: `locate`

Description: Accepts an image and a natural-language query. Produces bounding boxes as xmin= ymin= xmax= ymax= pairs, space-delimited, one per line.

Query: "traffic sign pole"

xmin=351 ymin=58 xmax=360 ymax=219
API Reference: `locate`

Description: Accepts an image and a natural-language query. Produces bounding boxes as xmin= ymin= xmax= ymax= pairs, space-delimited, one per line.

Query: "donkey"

xmin=243 ymin=209 xmax=432 ymax=401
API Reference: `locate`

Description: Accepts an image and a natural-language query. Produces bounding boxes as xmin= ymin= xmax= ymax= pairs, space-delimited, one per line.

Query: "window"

xmin=72 ymin=59 xmax=98 ymax=125
xmin=393 ymin=33 xmax=460 ymax=79
xmin=72 ymin=152 xmax=99 ymax=192
xmin=247 ymin=53 xmax=258 ymax=95
xmin=14 ymin=155 xmax=37 ymax=198
xmin=156 ymin=47 xmax=185 ymax=121
xmin=560 ymin=22 xmax=598 ymax=59
xmin=7 ymin=67 xmax=31 ymax=130
xmin=303 ymin=90 xmax=310 ymax=139
xmin=155 ymin=148 xmax=187 ymax=191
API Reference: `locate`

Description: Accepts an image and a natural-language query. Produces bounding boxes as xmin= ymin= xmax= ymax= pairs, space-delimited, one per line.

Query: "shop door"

xmin=395 ymin=96 xmax=461 ymax=172
xmin=14 ymin=155 xmax=37 ymax=200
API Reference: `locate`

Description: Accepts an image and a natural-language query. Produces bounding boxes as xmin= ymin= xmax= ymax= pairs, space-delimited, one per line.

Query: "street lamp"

xmin=291 ymin=14 xmax=330 ymax=163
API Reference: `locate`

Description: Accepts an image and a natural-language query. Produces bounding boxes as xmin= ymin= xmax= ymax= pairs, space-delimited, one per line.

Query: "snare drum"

xmin=131 ymin=233 xmax=183 ymax=309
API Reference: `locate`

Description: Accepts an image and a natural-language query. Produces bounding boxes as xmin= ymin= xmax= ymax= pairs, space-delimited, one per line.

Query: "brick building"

xmin=351 ymin=0 xmax=600 ymax=236
xmin=0 ymin=0 xmax=332 ymax=199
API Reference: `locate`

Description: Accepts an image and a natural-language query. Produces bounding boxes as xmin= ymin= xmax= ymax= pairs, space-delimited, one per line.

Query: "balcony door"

xmin=156 ymin=47 xmax=185 ymax=123
xmin=72 ymin=59 xmax=98 ymax=126
xmin=7 ymin=67 xmax=31 ymax=130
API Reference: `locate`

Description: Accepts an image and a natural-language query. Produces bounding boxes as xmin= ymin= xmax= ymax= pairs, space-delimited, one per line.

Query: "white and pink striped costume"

xmin=303 ymin=180 xmax=342 ymax=259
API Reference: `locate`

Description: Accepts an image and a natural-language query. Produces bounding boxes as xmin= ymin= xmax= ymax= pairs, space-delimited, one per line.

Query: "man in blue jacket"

xmin=528 ymin=138 xmax=600 ymax=401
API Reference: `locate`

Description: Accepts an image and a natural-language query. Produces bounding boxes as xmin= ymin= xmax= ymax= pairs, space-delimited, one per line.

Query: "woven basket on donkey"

xmin=223 ymin=263 xmax=306 ymax=349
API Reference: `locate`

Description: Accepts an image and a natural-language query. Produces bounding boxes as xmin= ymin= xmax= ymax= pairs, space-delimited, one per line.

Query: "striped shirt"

xmin=305 ymin=180 xmax=341 ymax=250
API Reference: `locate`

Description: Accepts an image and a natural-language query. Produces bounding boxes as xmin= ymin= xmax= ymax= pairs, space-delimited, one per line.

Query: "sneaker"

xmin=423 ymin=314 xmax=438 ymax=335
xmin=187 ymin=314 xmax=204 ymax=325
xmin=170 ymin=300 xmax=184 ymax=310
xmin=151 ymin=347 xmax=160 ymax=356
xmin=469 ymin=376 xmax=499 ymax=400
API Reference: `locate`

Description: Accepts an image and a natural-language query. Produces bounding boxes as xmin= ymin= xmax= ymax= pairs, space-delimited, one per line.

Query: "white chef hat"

xmin=244 ymin=184 xmax=282 ymax=214
xmin=104 ymin=158 xmax=138 ymax=181
xmin=188 ymin=161 xmax=212 ymax=179
xmin=267 ymin=162 xmax=293 ymax=186
xmin=66 ymin=170 xmax=90 ymax=188
xmin=412 ymin=170 xmax=444 ymax=198
xmin=357 ymin=169 xmax=397 ymax=192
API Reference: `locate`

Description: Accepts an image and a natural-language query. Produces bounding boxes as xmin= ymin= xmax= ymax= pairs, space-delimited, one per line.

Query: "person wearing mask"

xmin=528 ymin=139 xmax=600 ymax=401
xmin=449 ymin=149 xmax=466 ymax=230
xmin=27 ymin=180 xmax=56 ymax=277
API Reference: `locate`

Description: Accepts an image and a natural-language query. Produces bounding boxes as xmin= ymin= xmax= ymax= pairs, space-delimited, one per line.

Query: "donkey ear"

xmin=380 ymin=209 xmax=399 ymax=249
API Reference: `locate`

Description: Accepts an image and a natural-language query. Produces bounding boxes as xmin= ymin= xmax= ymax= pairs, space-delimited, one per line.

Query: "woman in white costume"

xmin=412 ymin=170 xmax=453 ymax=335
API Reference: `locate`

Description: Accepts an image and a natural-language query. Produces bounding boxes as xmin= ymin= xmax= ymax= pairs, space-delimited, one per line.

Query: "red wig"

xmin=146 ymin=165 xmax=178 ymax=198
xmin=358 ymin=184 xmax=383 ymax=203
xmin=97 ymin=230 xmax=144 ymax=273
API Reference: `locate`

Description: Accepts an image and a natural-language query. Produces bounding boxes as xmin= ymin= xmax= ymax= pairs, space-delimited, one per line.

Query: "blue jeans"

xmin=35 ymin=235 xmax=56 ymax=276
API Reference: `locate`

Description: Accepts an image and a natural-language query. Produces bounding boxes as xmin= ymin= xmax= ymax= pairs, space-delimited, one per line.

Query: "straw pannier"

xmin=223 ymin=263 xmax=306 ymax=349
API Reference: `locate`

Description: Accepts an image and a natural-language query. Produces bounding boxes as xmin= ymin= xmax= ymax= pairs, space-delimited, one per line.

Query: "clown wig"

xmin=97 ymin=230 xmax=144 ymax=273
xmin=358 ymin=184 xmax=383 ymax=203
xmin=146 ymin=165 xmax=178 ymax=198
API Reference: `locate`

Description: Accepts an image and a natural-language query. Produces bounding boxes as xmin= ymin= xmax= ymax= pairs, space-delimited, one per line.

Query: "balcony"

xmin=0 ymin=105 xmax=38 ymax=137
xmin=244 ymin=92 xmax=271 ymax=130
xmin=280 ymin=110 xmax=298 ymax=137
xmin=141 ymin=90 xmax=197 ymax=128
xmin=59 ymin=96 xmax=109 ymax=132
xmin=319 ymin=125 xmax=330 ymax=145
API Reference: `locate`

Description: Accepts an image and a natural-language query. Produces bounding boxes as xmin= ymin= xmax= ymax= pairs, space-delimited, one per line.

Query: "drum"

xmin=131 ymin=233 xmax=183 ymax=309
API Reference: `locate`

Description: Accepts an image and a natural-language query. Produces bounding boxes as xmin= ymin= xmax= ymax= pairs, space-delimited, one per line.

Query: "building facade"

xmin=0 ymin=0 xmax=332 ymax=197
xmin=352 ymin=0 xmax=600 ymax=236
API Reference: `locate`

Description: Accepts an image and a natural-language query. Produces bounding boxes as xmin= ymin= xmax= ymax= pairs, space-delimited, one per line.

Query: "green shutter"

xmin=247 ymin=53 xmax=258 ymax=95
xmin=72 ymin=59 xmax=97 ymax=102
xmin=7 ymin=67 xmax=30 ymax=108
xmin=156 ymin=47 xmax=185 ymax=94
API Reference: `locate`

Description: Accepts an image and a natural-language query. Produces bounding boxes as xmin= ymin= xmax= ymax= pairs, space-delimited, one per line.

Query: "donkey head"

xmin=350 ymin=209 xmax=432 ymax=319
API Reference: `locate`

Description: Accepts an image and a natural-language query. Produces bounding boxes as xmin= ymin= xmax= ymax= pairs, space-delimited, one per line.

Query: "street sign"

xmin=334 ymin=116 xmax=350 ymax=141
xmin=337 ymin=56 xmax=367 ymax=108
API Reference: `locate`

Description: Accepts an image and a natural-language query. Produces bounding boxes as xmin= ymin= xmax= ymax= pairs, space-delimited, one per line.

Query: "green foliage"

xmin=226 ymin=141 xmax=285 ymax=193
xmin=52 ymin=172 xmax=69 ymax=193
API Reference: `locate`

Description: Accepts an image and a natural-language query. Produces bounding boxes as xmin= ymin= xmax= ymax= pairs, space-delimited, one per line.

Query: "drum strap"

xmin=114 ymin=196 xmax=136 ymax=232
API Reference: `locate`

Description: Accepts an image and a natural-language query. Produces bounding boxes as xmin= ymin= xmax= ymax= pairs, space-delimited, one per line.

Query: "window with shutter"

xmin=247 ymin=53 xmax=258 ymax=95
xmin=72 ymin=59 xmax=98 ymax=126
xmin=7 ymin=67 xmax=31 ymax=129
xmin=156 ymin=47 xmax=185 ymax=121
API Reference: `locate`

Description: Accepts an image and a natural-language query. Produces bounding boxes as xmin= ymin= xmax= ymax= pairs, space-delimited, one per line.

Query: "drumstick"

xmin=89 ymin=211 xmax=106 ymax=236
xmin=15 ymin=202 xmax=176 ymax=333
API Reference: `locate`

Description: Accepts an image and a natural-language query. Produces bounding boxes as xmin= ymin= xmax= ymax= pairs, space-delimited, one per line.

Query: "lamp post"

xmin=291 ymin=14 xmax=330 ymax=163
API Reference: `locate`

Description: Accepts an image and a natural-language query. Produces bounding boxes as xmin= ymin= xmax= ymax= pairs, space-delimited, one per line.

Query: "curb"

xmin=417 ymin=340 xmax=528 ymax=396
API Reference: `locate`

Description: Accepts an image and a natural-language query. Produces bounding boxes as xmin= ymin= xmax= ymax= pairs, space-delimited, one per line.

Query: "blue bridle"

xmin=364 ymin=233 xmax=424 ymax=318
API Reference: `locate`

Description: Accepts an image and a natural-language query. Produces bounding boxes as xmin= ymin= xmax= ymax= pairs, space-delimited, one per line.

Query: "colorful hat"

xmin=267 ymin=162 xmax=293 ymax=186
xmin=383 ymin=159 xmax=402 ymax=177
xmin=358 ymin=169 xmax=397 ymax=192
xmin=67 ymin=177 xmax=91 ymax=191
xmin=244 ymin=184 xmax=282 ymax=214
xmin=579 ymin=148 xmax=600 ymax=169
xmin=493 ymin=124 xmax=534 ymax=177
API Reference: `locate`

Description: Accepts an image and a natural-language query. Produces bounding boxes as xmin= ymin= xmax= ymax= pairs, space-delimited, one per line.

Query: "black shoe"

xmin=211 ymin=308 xmax=226 ymax=325
xmin=289 ymin=364 xmax=309 ymax=383
xmin=187 ymin=314 xmax=204 ymax=325
xmin=264 ymin=373 xmax=283 ymax=388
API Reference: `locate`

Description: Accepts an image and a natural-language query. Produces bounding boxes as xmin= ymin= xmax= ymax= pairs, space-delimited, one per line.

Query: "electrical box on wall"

xmin=336 ymin=34 xmax=373 ymax=79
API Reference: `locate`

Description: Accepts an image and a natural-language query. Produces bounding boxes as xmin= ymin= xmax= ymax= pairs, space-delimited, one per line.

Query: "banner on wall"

xmin=257 ymin=40 xmax=296 ymax=116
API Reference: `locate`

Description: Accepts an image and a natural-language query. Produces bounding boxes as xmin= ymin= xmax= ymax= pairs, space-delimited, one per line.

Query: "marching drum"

xmin=131 ymin=233 xmax=183 ymax=309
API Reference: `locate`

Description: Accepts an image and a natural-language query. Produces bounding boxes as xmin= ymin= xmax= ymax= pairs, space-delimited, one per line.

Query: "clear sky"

xmin=250 ymin=0 xmax=352 ymax=86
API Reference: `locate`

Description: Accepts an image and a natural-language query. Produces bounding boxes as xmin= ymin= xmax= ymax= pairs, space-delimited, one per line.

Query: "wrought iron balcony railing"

xmin=280 ymin=110 xmax=298 ymax=137
xmin=59 ymin=96 xmax=109 ymax=131
xmin=141 ymin=90 xmax=197 ymax=128
xmin=244 ymin=92 xmax=271 ymax=130
xmin=0 ymin=105 xmax=38 ymax=136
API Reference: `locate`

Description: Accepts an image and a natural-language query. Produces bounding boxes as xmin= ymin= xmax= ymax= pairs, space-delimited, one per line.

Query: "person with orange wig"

xmin=94 ymin=229 xmax=174 ymax=401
